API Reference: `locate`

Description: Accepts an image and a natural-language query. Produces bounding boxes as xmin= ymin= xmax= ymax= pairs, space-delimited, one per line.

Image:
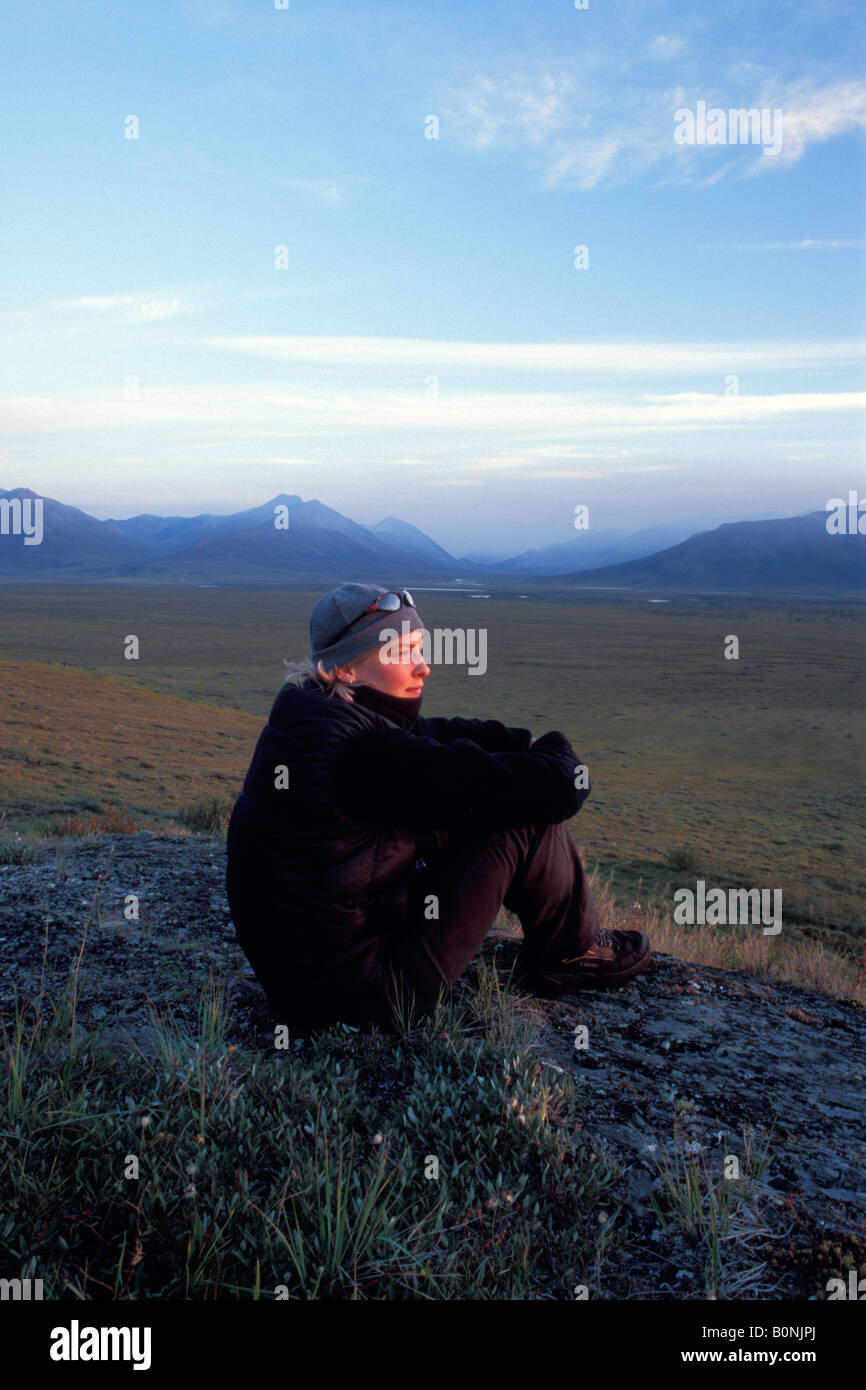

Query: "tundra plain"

xmin=1 ymin=584 xmax=863 ymax=961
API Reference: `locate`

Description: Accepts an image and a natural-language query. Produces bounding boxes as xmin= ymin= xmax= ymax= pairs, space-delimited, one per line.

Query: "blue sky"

xmin=1 ymin=0 xmax=864 ymax=553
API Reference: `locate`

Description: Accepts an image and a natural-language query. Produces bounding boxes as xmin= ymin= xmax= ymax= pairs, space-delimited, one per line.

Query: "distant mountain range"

xmin=0 ymin=490 xmax=458 ymax=585
xmin=487 ymin=521 xmax=696 ymax=574
xmin=0 ymin=487 xmax=863 ymax=595
xmin=558 ymin=511 xmax=865 ymax=594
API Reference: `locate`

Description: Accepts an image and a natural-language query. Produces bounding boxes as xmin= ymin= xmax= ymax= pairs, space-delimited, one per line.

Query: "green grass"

xmin=176 ymin=796 xmax=233 ymax=837
xmin=0 ymin=952 xmax=618 ymax=1300
xmin=648 ymin=1121 xmax=775 ymax=1299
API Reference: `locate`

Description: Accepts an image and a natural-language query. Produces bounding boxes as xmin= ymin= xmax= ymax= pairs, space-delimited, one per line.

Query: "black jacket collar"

xmin=351 ymin=682 xmax=423 ymax=730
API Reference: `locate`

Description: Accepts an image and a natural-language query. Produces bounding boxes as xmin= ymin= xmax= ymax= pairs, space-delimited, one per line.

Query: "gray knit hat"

xmin=310 ymin=583 xmax=425 ymax=671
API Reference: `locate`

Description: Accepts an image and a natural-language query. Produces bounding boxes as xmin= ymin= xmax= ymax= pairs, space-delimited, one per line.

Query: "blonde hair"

xmin=281 ymin=656 xmax=357 ymax=703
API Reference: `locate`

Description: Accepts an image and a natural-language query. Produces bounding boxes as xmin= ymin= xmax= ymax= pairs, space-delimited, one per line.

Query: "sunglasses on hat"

xmin=333 ymin=590 xmax=416 ymax=645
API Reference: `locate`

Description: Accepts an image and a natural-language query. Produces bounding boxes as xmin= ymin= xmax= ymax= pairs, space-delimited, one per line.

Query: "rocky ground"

xmin=1 ymin=831 xmax=864 ymax=1300
xmin=481 ymin=945 xmax=866 ymax=1298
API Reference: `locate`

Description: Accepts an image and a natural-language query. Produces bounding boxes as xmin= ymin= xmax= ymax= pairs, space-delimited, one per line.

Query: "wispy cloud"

xmin=444 ymin=63 xmax=866 ymax=188
xmin=455 ymin=71 xmax=578 ymax=151
xmin=458 ymin=455 xmax=680 ymax=480
xmin=271 ymin=176 xmax=369 ymax=206
xmin=476 ymin=444 xmax=636 ymax=462
xmin=733 ymin=238 xmax=866 ymax=251
xmin=204 ymin=333 xmax=866 ymax=373
xmin=2 ymin=384 xmax=862 ymax=439
xmin=0 ymin=292 xmax=185 ymax=331
xmin=427 ymin=459 xmax=681 ymax=485
xmin=648 ymin=35 xmax=688 ymax=61
xmin=759 ymin=76 xmax=866 ymax=167
xmin=204 ymin=456 xmax=318 ymax=465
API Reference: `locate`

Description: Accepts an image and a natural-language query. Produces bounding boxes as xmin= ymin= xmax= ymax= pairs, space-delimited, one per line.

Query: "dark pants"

xmin=309 ymin=820 xmax=600 ymax=1034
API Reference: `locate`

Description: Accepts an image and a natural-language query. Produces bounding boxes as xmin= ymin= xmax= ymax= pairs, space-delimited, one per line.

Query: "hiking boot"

xmin=517 ymin=926 xmax=651 ymax=996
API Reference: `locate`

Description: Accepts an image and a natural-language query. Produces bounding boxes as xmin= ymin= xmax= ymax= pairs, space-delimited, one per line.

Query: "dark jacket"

xmin=225 ymin=676 xmax=588 ymax=1025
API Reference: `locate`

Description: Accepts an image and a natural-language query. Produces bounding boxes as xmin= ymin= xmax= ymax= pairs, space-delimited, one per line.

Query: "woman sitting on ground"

xmin=225 ymin=583 xmax=651 ymax=1035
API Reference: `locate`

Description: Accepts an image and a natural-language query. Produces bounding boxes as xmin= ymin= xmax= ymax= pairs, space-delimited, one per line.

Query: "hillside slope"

xmin=559 ymin=511 xmax=866 ymax=593
xmin=0 ymin=487 xmax=157 ymax=577
xmin=1 ymin=660 xmax=255 ymax=823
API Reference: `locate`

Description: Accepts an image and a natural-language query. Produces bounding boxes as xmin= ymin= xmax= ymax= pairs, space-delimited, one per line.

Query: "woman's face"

xmin=339 ymin=627 xmax=430 ymax=698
